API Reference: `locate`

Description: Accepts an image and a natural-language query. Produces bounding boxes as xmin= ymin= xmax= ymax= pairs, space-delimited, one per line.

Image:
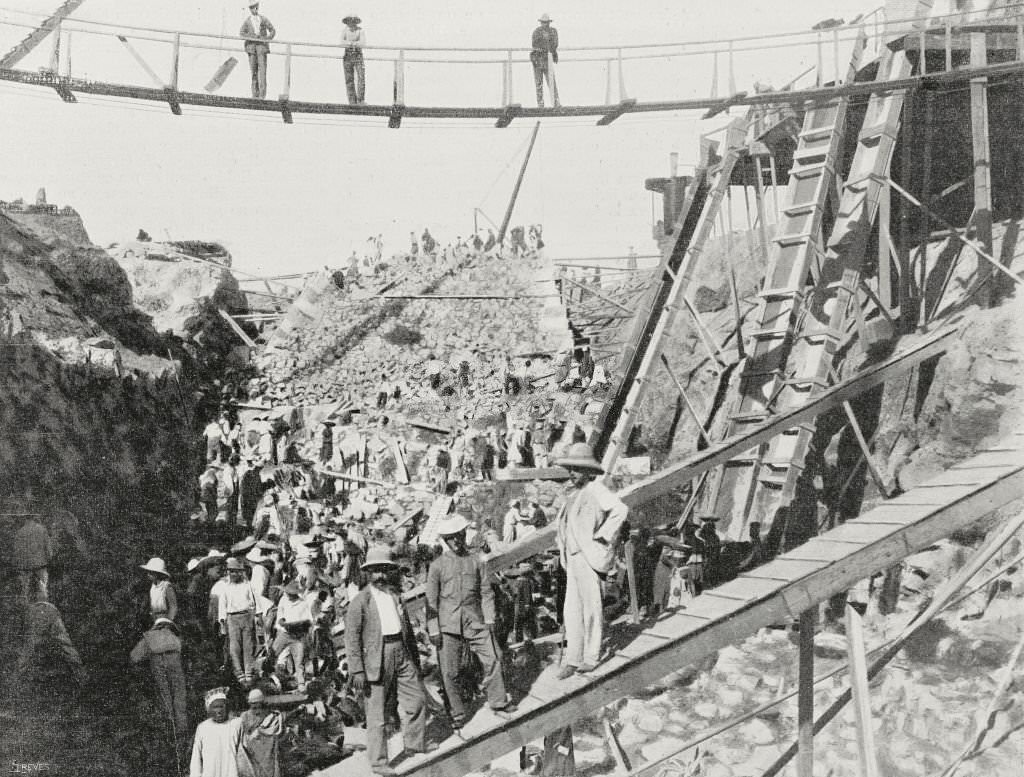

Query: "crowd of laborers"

xmin=126 ymin=376 xmax=740 ymax=777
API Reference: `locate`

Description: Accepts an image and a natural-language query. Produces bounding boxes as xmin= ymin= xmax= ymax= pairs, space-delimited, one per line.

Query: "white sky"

xmin=0 ymin=1 xmax=877 ymax=275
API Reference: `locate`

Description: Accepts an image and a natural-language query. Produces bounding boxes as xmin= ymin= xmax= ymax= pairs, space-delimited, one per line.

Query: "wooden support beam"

xmin=897 ymin=90 xmax=916 ymax=331
xmin=877 ymin=183 xmax=893 ymax=312
xmin=117 ymin=35 xmax=167 ymax=89
xmin=596 ymin=98 xmax=637 ymax=126
xmin=623 ymin=536 xmax=641 ymax=626
xmin=660 ymin=354 xmax=711 ymax=445
xmin=561 ymin=275 xmax=635 ymax=314
xmin=845 ymin=604 xmax=880 ymax=777
xmin=0 ymin=0 xmax=88 ymax=69
xmin=217 ymin=308 xmax=257 ymax=348
xmin=918 ymin=90 xmax=932 ymax=327
xmin=495 ymin=103 xmax=521 ymax=128
xmin=797 ymin=608 xmax=816 ymax=777
xmin=969 ymin=33 xmax=994 ymax=306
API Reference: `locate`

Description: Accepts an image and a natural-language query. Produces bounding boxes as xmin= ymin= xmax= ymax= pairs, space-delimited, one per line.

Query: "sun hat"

xmin=538 ymin=13 xmax=552 ymax=22
xmin=554 ymin=442 xmax=604 ymax=473
xmin=342 ymin=14 xmax=362 ymax=25
xmin=361 ymin=546 xmax=398 ymax=570
xmin=436 ymin=513 xmax=471 ymax=537
xmin=247 ymin=688 xmax=266 ymax=705
xmin=226 ymin=557 xmax=246 ymax=571
xmin=231 ymin=536 xmax=258 ymax=555
xmin=140 ymin=558 xmax=169 ymax=577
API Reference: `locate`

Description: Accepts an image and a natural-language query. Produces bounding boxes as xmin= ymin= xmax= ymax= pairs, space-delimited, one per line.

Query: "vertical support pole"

xmin=945 ymin=21 xmax=953 ymax=72
xmin=605 ymin=59 xmax=613 ymax=105
xmin=769 ymin=153 xmax=781 ymax=222
xmin=48 ymin=22 xmax=61 ymax=73
xmin=398 ymin=50 xmax=406 ymax=105
xmin=282 ymin=43 xmax=292 ymax=100
xmin=727 ymin=40 xmax=736 ymax=94
xmin=623 ymin=534 xmax=640 ymax=625
xmin=919 ymin=29 xmax=927 ymax=75
xmin=815 ymin=32 xmax=823 ymax=86
xmin=617 ymin=48 xmax=627 ymax=100
xmin=970 ymin=33 xmax=994 ymax=306
xmin=63 ymin=31 xmax=72 ymax=78
xmin=753 ymin=155 xmax=770 ymax=260
xmin=710 ymin=50 xmax=719 ymax=99
xmin=169 ymin=32 xmax=181 ymax=92
xmin=1017 ymin=17 xmax=1024 ymax=62
xmin=507 ymin=50 xmax=515 ymax=105
xmin=833 ymin=28 xmax=841 ymax=85
xmin=878 ymin=182 xmax=893 ymax=312
xmin=502 ymin=60 xmax=509 ymax=106
xmin=898 ymin=91 xmax=916 ymax=330
xmin=919 ymin=90 xmax=932 ymax=327
xmin=845 ymin=604 xmax=881 ymax=777
xmin=796 ymin=607 xmax=816 ymax=777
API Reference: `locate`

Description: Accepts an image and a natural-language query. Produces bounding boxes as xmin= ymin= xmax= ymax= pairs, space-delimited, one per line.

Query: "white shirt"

xmin=342 ymin=27 xmax=365 ymax=48
xmin=217 ymin=580 xmax=257 ymax=620
xmin=204 ymin=422 xmax=223 ymax=442
xmin=190 ymin=716 xmax=242 ymax=777
xmin=369 ymin=585 xmax=402 ymax=635
xmin=276 ymin=595 xmax=315 ymax=629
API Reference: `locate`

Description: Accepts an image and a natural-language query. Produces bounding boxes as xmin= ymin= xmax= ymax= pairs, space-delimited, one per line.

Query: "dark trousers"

xmin=344 ymin=50 xmax=365 ymax=104
xmin=366 ymin=640 xmax=426 ymax=769
xmin=439 ymin=622 xmax=506 ymax=721
xmin=377 ymin=392 xmax=388 ymax=408
xmin=248 ymin=49 xmax=268 ymax=99
xmin=532 ymin=60 xmax=559 ymax=107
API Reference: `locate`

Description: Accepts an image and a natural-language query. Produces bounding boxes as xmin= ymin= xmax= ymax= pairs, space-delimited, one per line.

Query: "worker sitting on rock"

xmin=426 ymin=514 xmax=517 ymax=727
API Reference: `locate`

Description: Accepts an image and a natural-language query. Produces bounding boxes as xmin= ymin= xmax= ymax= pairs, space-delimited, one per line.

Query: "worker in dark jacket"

xmin=345 ymin=547 xmax=431 ymax=775
xmin=425 ymin=514 xmax=516 ymax=727
xmin=240 ymin=1 xmax=276 ymax=99
xmin=530 ymin=13 xmax=560 ymax=108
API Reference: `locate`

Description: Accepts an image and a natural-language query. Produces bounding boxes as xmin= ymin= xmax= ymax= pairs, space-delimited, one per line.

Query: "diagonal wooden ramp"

xmin=321 ymin=431 xmax=1024 ymax=777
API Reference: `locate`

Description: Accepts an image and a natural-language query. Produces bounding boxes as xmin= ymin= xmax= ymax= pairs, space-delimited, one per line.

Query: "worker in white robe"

xmin=190 ymin=688 xmax=243 ymax=777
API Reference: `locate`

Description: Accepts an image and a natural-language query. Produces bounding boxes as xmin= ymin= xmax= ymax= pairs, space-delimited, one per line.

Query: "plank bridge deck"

xmin=319 ymin=433 xmax=1024 ymax=777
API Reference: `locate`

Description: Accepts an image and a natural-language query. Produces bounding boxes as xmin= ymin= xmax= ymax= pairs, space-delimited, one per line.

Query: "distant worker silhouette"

xmin=531 ymin=13 xmax=560 ymax=108
xmin=342 ymin=14 xmax=366 ymax=105
xmin=240 ymin=2 xmax=276 ymax=99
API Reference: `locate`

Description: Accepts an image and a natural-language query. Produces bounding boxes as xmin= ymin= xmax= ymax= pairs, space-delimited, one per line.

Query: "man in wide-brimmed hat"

xmin=341 ymin=13 xmax=366 ymax=105
xmin=553 ymin=442 xmax=627 ymax=679
xmin=345 ymin=547 xmax=431 ymax=775
xmin=530 ymin=14 xmax=561 ymax=107
xmin=425 ymin=514 xmax=516 ymax=727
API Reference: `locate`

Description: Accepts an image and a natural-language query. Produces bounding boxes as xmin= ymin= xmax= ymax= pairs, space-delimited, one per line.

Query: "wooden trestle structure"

xmin=322 ymin=3 xmax=1024 ymax=775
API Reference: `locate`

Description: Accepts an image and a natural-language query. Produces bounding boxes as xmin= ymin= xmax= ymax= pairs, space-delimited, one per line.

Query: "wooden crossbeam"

xmin=0 ymin=0 xmax=87 ymax=69
xmin=217 ymin=309 xmax=256 ymax=348
xmin=596 ymin=97 xmax=637 ymax=126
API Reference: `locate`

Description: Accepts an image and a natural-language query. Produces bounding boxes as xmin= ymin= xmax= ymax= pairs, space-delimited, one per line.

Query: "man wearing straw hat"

xmin=426 ymin=513 xmax=516 ymax=727
xmin=341 ymin=14 xmax=366 ymax=105
xmin=345 ymin=546 xmax=430 ymax=775
xmin=553 ymin=442 xmax=628 ymax=679
xmin=530 ymin=13 xmax=561 ymax=108
xmin=240 ymin=2 xmax=276 ymax=100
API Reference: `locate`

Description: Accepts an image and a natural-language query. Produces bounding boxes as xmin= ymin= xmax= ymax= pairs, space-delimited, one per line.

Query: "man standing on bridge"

xmin=530 ymin=13 xmax=560 ymax=108
xmin=241 ymin=2 xmax=276 ymax=100
xmin=341 ymin=14 xmax=367 ymax=105
xmin=554 ymin=443 xmax=628 ymax=678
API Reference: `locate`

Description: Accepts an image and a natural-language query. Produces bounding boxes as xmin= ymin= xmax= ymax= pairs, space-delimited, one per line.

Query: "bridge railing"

xmin=1 ymin=3 xmax=1023 ymax=110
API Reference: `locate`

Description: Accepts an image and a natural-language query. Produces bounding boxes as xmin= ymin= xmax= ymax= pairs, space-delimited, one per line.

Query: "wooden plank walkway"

xmin=315 ymin=434 xmax=1024 ymax=777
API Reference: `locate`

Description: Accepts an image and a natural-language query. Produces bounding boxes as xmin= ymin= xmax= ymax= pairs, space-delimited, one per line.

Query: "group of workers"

xmin=241 ymin=5 xmax=562 ymax=107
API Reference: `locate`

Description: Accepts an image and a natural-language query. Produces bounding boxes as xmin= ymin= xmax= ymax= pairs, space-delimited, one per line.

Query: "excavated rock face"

xmin=107 ymin=240 xmax=248 ymax=337
xmin=0 ymin=211 xmax=201 ymax=777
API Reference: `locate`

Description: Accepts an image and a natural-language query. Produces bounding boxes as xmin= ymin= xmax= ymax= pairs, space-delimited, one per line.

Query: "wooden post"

xmin=944 ymin=21 xmax=953 ymax=72
xmin=877 ymin=182 xmax=893 ymax=314
xmin=815 ymin=32 xmax=823 ymax=87
xmin=617 ymin=48 xmax=627 ymax=101
xmin=752 ymin=155 xmax=771 ymax=261
xmin=623 ymin=534 xmax=641 ymax=625
xmin=797 ymin=607 xmax=816 ymax=777
xmin=605 ymin=59 xmax=613 ymax=105
xmin=169 ymin=32 xmax=181 ymax=92
xmin=845 ymin=604 xmax=880 ymax=777
xmin=501 ymin=60 xmax=509 ymax=106
xmin=898 ymin=90 xmax=916 ymax=330
xmin=710 ymin=50 xmax=718 ymax=99
xmin=48 ymin=22 xmax=61 ymax=73
xmin=919 ymin=29 xmax=927 ymax=75
xmin=497 ymin=121 xmax=540 ymax=244
xmin=918 ymin=90 xmax=932 ymax=327
xmin=833 ymin=27 xmax=841 ymax=85
xmin=969 ymin=33 xmax=994 ymax=306
xmin=281 ymin=43 xmax=292 ymax=100
xmin=63 ymin=30 xmax=72 ymax=77
xmin=507 ymin=50 xmax=514 ymax=105
xmin=727 ymin=40 xmax=736 ymax=94
xmin=769 ymin=154 xmax=781 ymax=222
xmin=396 ymin=50 xmax=406 ymax=105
